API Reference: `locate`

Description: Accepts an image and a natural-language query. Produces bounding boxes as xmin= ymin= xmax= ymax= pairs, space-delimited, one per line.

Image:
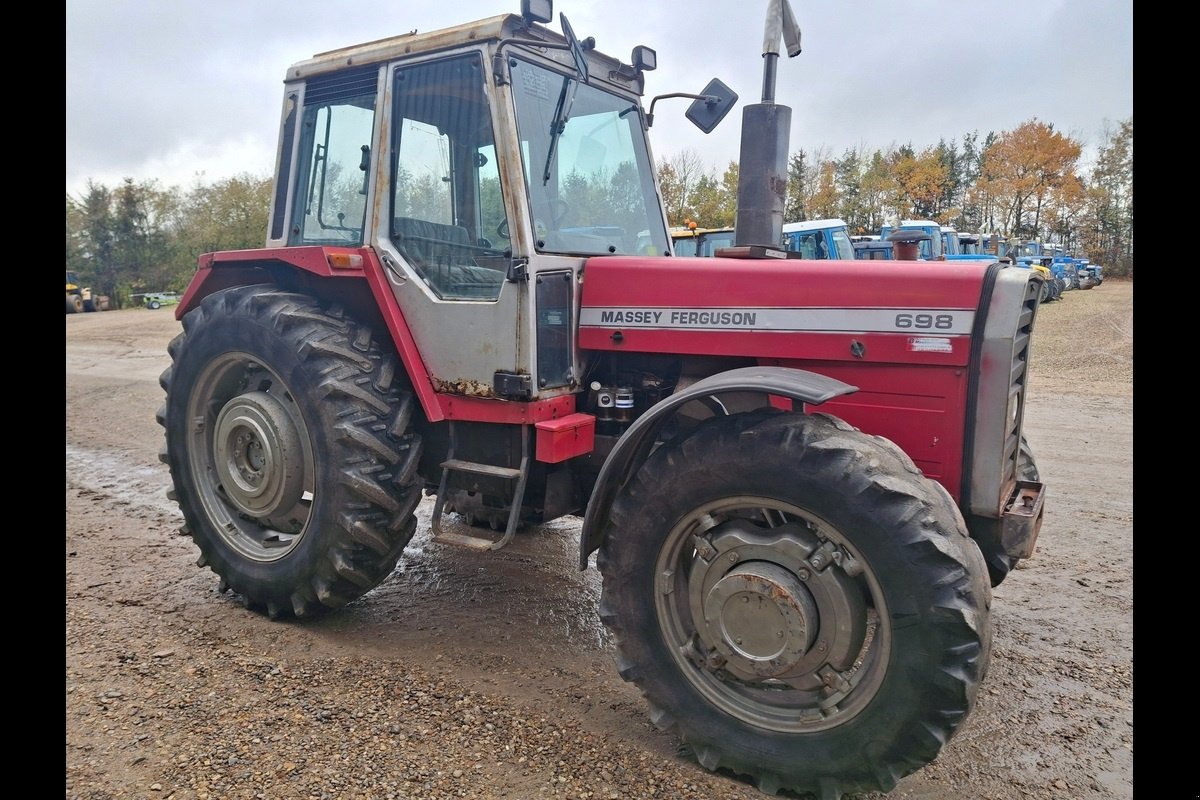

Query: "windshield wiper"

xmin=542 ymin=75 xmax=578 ymax=185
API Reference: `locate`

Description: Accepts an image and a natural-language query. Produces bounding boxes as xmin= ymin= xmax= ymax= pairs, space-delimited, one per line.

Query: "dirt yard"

xmin=66 ymin=280 xmax=1133 ymax=800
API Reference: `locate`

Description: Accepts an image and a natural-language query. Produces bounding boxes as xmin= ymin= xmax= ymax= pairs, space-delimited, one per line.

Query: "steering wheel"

xmin=495 ymin=220 xmax=510 ymax=240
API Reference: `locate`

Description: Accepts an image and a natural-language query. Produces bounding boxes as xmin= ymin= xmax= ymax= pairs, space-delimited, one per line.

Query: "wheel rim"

xmin=654 ymin=496 xmax=889 ymax=732
xmin=185 ymin=352 xmax=316 ymax=562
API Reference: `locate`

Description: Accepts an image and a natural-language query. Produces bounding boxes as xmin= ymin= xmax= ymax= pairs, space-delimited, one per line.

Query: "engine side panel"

xmin=578 ymin=255 xmax=994 ymax=500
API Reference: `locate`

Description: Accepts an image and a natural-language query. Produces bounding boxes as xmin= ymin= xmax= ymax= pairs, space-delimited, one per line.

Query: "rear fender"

xmin=176 ymin=246 xmax=445 ymax=422
xmin=577 ymin=366 xmax=856 ymax=568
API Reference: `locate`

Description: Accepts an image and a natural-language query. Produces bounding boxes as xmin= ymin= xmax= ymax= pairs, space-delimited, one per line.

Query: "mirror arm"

xmin=645 ymin=93 xmax=717 ymax=128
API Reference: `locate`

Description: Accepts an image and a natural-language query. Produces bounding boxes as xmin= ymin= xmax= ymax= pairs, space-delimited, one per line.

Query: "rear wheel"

xmin=67 ymin=294 xmax=83 ymax=313
xmin=598 ymin=411 xmax=991 ymax=798
xmin=158 ymin=285 xmax=423 ymax=618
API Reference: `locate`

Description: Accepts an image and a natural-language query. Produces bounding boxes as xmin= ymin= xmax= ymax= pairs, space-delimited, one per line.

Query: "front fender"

xmin=577 ymin=366 xmax=857 ymax=568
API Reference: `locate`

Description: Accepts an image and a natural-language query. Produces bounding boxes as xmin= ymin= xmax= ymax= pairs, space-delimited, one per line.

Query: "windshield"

xmin=509 ymin=58 xmax=668 ymax=257
xmin=830 ymin=228 xmax=855 ymax=259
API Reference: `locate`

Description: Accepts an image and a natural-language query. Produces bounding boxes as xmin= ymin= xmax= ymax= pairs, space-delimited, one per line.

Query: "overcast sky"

xmin=65 ymin=0 xmax=1132 ymax=200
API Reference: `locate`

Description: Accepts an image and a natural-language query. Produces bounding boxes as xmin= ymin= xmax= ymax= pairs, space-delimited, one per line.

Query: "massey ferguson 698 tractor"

xmin=157 ymin=2 xmax=1046 ymax=796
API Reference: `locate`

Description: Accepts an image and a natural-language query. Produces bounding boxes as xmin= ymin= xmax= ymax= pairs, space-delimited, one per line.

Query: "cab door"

xmin=373 ymin=51 xmax=528 ymax=399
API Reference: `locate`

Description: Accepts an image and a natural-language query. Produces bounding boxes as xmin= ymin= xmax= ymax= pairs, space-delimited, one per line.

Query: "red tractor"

xmin=158 ymin=3 xmax=1046 ymax=796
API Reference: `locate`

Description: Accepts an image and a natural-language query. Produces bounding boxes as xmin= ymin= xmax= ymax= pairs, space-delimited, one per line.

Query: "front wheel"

xmin=598 ymin=411 xmax=991 ymax=798
xmin=158 ymin=285 xmax=424 ymax=618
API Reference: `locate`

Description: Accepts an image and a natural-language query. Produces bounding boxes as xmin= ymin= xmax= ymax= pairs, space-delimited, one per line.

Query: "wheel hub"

xmin=703 ymin=562 xmax=817 ymax=678
xmin=213 ymin=390 xmax=305 ymax=518
xmin=686 ymin=520 xmax=868 ymax=686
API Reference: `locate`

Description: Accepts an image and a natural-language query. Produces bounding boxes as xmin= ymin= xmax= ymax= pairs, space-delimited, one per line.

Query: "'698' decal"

xmin=894 ymin=313 xmax=957 ymax=330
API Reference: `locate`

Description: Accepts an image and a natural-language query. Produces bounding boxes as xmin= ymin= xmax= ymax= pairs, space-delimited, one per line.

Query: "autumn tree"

xmin=882 ymin=146 xmax=947 ymax=221
xmin=1084 ymin=118 xmax=1133 ymax=277
xmin=854 ymin=151 xmax=895 ymax=235
xmin=808 ymin=161 xmax=840 ymax=220
xmin=656 ymin=148 xmax=707 ymax=226
xmin=980 ymin=119 xmax=1082 ymax=240
xmin=715 ymin=161 xmax=739 ymax=229
xmin=1043 ymin=173 xmax=1088 ymax=252
xmin=932 ymin=138 xmax=965 ymax=223
xmin=688 ymin=170 xmax=731 ymax=229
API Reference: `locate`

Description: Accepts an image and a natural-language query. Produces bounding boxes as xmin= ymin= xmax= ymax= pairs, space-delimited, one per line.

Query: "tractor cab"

xmin=255 ymin=2 xmax=734 ymax=404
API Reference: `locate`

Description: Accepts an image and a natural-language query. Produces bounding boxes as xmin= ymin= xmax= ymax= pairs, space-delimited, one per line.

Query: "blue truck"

xmin=1074 ymin=258 xmax=1103 ymax=288
xmin=879 ymin=220 xmax=943 ymax=259
xmin=879 ymin=221 xmax=998 ymax=263
xmin=780 ymin=218 xmax=856 ymax=258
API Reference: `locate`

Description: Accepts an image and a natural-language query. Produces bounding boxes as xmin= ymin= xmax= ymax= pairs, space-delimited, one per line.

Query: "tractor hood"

xmin=578 ymin=255 xmax=999 ymax=366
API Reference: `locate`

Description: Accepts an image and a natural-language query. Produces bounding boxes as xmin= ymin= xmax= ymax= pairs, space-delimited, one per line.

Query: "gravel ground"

xmin=66 ymin=279 xmax=1133 ymax=800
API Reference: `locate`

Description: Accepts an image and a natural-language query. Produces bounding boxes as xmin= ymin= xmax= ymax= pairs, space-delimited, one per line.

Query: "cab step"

xmin=430 ymin=422 xmax=530 ymax=551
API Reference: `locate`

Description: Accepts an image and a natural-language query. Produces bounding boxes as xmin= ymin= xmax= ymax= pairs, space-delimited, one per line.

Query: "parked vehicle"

xmin=156 ymin=3 xmax=1046 ymax=796
xmin=780 ymin=218 xmax=856 ymax=258
xmin=958 ymin=232 xmax=983 ymax=255
xmin=1075 ymin=258 xmax=1103 ymax=288
xmin=879 ymin=220 xmax=945 ymax=259
xmin=851 ymin=238 xmax=894 ymax=259
xmin=1014 ymin=256 xmax=1062 ymax=303
xmin=65 ymin=270 xmax=105 ymax=313
xmin=138 ymin=292 xmax=183 ymax=310
xmin=940 ymin=226 xmax=960 ymax=256
xmin=670 ymin=224 xmax=736 ymax=256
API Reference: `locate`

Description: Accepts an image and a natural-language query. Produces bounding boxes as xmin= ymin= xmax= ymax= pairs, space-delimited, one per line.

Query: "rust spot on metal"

xmin=431 ymin=377 xmax=496 ymax=398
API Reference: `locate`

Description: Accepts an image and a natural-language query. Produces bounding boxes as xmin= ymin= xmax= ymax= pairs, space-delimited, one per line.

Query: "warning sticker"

xmin=908 ymin=337 xmax=954 ymax=353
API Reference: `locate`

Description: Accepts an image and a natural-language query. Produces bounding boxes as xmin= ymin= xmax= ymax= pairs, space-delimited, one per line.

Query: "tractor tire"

xmin=966 ymin=435 xmax=1040 ymax=587
xmin=597 ymin=410 xmax=991 ymax=799
xmin=157 ymin=285 xmax=424 ymax=619
xmin=1038 ymin=281 xmax=1050 ymax=303
xmin=67 ymin=294 xmax=83 ymax=313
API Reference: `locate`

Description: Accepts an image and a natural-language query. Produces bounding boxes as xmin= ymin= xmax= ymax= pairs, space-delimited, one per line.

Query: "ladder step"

xmin=440 ymin=459 xmax=522 ymax=479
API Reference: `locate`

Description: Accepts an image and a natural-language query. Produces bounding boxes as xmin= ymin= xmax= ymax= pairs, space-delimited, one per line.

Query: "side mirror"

xmin=560 ymin=14 xmax=590 ymax=83
xmin=685 ymin=78 xmax=738 ymax=134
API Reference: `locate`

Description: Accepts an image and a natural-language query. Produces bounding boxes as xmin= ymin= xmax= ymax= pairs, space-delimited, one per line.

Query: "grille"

xmin=1000 ymin=279 xmax=1041 ymax=482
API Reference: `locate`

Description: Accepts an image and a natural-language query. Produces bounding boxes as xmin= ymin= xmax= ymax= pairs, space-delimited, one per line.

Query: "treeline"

xmin=65 ymin=116 xmax=1132 ymax=306
xmin=659 ymin=117 xmax=1133 ymax=277
xmin=65 ymin=175 xmax=274 ymax=308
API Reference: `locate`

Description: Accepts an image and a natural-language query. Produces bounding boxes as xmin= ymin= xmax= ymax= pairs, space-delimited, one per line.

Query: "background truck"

xmin=156 ymin=3 xmax=1046 ymax=796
